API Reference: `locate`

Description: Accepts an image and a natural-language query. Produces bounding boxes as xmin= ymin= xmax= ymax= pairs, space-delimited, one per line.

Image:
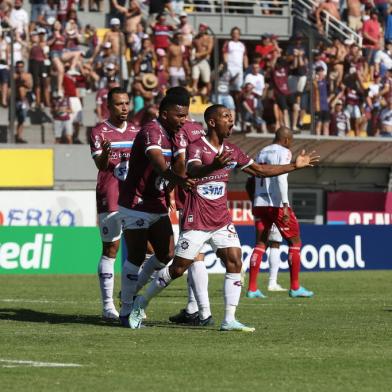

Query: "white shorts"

xmin=192 ymin=59 xmax=211 ymax=83
xmin=54 ymin=119 xmax=72 ymax=138
xmin=69 ymin=96 xmax=83 ymax=124
xmin=344 ymin=104 xmax=361 ymax=119
xmin=98 ymin=211 xmax=122 ymax=242
xmin=175 ymin=223 xmax=241 ymax=260
xmin=118 ymin=206 xmax=168 ymax=230
xmin=268 ymin=223 xmax=282 ymax=243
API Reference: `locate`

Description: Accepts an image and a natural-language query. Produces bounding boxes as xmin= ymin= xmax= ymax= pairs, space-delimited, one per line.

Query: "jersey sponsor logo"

xmin=102 ymin=226 xmax=109 ymax=235
xmin=114 ymin=161 xmax=129 ymax=181
xmin=197 ymin=181 xmax=226 ymax=200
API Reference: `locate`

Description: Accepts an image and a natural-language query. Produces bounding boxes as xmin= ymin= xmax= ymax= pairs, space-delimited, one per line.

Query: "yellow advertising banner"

xmin=0 ymin=149 xmax=53 ymax=187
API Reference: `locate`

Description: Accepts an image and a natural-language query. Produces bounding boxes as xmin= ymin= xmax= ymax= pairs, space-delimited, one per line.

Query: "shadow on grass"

xmin=0 ymin=308 xmax=217 ymax=331
xmin=0 ymin=308 xmax=120 ymax=327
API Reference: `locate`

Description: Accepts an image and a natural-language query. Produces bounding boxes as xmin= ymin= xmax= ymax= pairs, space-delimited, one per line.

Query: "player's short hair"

xmin=274 ymin=126 xmax=292 ymax=142
xmin=165 ymin=86 xmax=190 ymax=100
xmin=107 ymin=87 xmax=128 ymax=106
xmin=204 ymin=104 xmax=226 ymax=123
xmin=159 ymin=92 xmax=190 ymax=113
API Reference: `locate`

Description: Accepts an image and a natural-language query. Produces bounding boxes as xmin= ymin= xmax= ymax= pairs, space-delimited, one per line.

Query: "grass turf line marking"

xmin=0 ymin=359 xmax=82 ymax=368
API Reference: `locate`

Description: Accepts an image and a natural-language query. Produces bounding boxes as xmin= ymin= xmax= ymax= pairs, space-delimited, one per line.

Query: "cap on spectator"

xmin=156 ymin=12 xmax=167 ymax=20
xmin=38 ymin=28 xmax=46 ymax=34
xmin=156 ymin=48 xmax=166 ymax=57
xmin=180 ymin=11 xmax=187 ymax=18
xmin=335 ymin=99 xmax=343 ymax=105
xmin=105 ymin=63 xmax=116 ymax=70
xmin=315 ymin=66 xmax=324 ymax=73
xmin=103 ymin=41 xmax=112 ymax=48
xmin=110 ymin=18 xmax=121 ymax=26
xmin=344 ymin=38 xmax=355 ymax=46
xmin=261 ymin=33 xmax=271 ymax=39
xmin=199 ymin=23 xmax=208 ymax=30
xmin=31 ymin=31 xmax=39 ymax=36
xmin=142 ymin=73 xmax=158 ymax=89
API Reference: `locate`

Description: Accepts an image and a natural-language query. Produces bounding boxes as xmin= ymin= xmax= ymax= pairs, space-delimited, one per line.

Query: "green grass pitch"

xmin=0 ymin=271 xmax=391 ymax=392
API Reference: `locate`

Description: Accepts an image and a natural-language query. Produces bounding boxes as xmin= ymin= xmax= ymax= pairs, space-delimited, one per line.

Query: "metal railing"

xmin=187 ymin=0 xmax=292 ymax=15
xmin=294 ymin=0 xmax=362 ymax=46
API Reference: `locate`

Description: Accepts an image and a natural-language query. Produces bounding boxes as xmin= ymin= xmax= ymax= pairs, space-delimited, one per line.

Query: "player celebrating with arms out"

xmin=129 ymin=105 xmax=319 ymax=331
xmin=89 ymin=87 xmax=140 ymax=319
xmin=247 ymin=127 xmax=314 ymax=298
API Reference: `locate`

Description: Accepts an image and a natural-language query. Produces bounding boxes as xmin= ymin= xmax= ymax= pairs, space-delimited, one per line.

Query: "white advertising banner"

xmin=0 ymin=191 xmax=96 ymax=227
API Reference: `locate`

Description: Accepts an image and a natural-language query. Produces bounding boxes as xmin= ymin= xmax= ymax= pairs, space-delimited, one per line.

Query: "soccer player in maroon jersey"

xmin=117 ymin=92 xmax=195 ymax=325
xmin=128 ymin=104 xmax=319 ymax=331
xmin=90 ymin=87 xmax=140 ymax=320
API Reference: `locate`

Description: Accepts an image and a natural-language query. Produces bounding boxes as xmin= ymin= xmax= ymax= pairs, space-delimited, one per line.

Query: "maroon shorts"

xmin=252 ymin=206 xmax=299 ymax=239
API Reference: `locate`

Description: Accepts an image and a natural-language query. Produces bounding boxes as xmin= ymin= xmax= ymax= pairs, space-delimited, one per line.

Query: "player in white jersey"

xmin=245 ymin=176 xmax=287 ymax=298
xmin=247 ymin=127 xmax=314 ymax=298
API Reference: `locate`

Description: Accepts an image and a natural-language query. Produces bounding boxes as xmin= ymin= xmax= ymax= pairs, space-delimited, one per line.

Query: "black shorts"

xmin=29 ymin=59 xmax=46 ymax=87
xmin=275 ymin=94 xmax=289 ymax=111
xmin=0 ymin=68 xmax=9 ymax=84
xmin=315 ymin=110 xmax=330 ymax=123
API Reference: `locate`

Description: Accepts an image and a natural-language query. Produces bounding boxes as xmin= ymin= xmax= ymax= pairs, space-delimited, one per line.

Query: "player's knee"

xmin=225 ymin=257 xmax=242 ymax=273
xmin=169 ymin=264 xmax=185 ymax=279
xmin=103 ymin=243 xmax=119 ymax=259
xmin=155 ymin=251 xmax=174 ymax=266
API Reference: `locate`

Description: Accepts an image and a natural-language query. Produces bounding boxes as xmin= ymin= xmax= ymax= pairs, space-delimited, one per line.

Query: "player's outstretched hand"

xmin=295 ymin=150 xmax=320 ymax=168
xmin=213 ymin=151 xmax=232 ymax=169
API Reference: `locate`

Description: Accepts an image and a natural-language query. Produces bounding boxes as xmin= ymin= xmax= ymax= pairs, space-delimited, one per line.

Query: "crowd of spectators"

xmin=0 ymin=0 xmax=392 ymax=143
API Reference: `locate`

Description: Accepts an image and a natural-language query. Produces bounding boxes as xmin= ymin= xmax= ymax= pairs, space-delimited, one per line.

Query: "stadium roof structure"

xmin=232 ymin=134 xmax=392 ymax=166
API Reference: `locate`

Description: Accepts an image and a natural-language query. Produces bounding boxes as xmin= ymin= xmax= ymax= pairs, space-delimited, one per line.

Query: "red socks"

xmin=288 ymin=244 xmax=301 ymax=290
xmin=248 ymin=245 xmax=265 ymax=292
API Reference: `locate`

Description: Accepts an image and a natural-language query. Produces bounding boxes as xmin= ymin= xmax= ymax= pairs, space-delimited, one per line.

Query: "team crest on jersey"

xmin=179 ymin=134 xmax=187 ymax=147
xmin=155 ymin=176 xmax=168 ymax=191
xmin=180 ymin=240 xmax=189 ymax=250
xmin=194 ymin=149 xmax=201 ymax=159
xmin=102 ymin=226 xmax=109 ymax=235
xmin=95 ymin=139 xmax=101 ymax=149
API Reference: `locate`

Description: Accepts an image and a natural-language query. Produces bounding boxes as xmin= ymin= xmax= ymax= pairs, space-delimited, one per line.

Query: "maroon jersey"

xmin=118 ymin=119 xmax=174 ymax=214
xmin=272 ymin=66 xmax=290 ymax=96
xmin=90 ymin=121 xmax=140 ymax=214
xmin=182 ymin=137 xmax=253 ymax=231
xmin=172 ymin=119 xmax=206 ymax=210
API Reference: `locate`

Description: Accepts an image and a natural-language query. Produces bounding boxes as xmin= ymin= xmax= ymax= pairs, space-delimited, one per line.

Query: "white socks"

xmin=98 ymin=256 xmax=116 ymax=310
xmin=187 ymin=261 xmax=211 ymax=320
xmin=185 ymin=267 xmax=199 ymax=314
xmin=268 ymin=247 xmax=280 ymax=287
xmin=137 ymin=254 xmax=165 ymax=293
xmin=142 ymin=265 xmax=172 ymax=307
xmin=223 ymin=273 xmax=242 ymax=324
xmin=120 ymin=261 xmax=139 ymax=316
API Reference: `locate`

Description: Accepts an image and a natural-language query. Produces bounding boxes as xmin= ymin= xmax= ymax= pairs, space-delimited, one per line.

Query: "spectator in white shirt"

xmin=9 ymin=0 xmax=29 ymax=39
xmin=374 ymin=41 xmax=392 ymax=78
xmin=244 ymin=62 xmax=265 ymax=98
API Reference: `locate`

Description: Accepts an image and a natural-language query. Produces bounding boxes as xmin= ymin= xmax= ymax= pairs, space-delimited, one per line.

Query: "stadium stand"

xmin=0 ymin=0 xmax=392 ymax=144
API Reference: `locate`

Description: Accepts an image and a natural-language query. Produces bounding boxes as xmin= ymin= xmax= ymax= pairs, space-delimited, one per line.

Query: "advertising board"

xmin=0 ymin=191 xmax=96 ymax=227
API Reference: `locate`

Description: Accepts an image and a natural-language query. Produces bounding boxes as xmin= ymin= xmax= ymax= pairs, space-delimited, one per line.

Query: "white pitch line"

xmin=0 ymin=359 xmax=82 ymax=368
